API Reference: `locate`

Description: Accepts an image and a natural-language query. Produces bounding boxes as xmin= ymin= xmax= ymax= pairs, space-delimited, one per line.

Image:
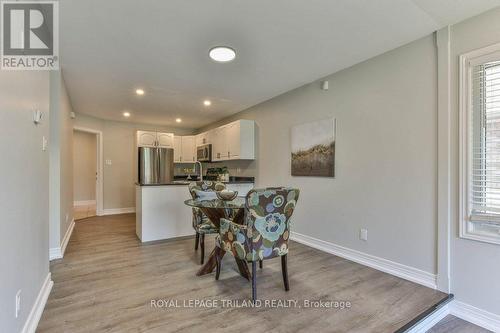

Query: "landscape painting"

xmin=291 ymin=118 xmax=335 ymax=177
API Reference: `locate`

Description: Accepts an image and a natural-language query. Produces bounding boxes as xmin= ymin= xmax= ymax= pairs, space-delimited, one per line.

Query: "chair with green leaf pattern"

xmin=188 ymin=181 xmax=226 ymax=264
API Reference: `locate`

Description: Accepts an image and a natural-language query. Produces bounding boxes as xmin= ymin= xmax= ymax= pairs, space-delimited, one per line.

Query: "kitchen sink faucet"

xmin=195 ymin=161 xmax=203 ymax=181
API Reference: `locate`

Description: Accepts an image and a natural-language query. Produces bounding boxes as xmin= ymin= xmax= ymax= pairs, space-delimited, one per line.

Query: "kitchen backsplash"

xmin=174 ymin=160 xmax=256 ymax=178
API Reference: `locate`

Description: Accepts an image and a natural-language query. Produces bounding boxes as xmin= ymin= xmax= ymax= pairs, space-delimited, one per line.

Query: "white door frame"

xmin=74 ymin=126 xmax=104 ymax=216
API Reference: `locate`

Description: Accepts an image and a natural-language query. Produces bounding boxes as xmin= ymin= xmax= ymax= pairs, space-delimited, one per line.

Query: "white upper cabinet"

xmin=227 ymin=121 xmax=241 ymax=159
xmin=212 ymin=126 xmax=228 ymax=161
xmin=211 ymin=120 xmax=255 ymax=161
xmin=181 ymin=136 xmax=196 ymax=162
xmin=173 ymin=135 xmax=196 ymax=163
xmin=173 ymin=136 xmax=182 ymax=163
xmin=195 ymin=131 xmax=211 ymax=147
xmin=168 ymin=120 xmax=254 ymax=163
xmin=157 ymin=132 xmax=174 ymax=148
xmin=137 ymin=131 xmax=174 ymax=148
xmin=137 ymin=131 xmax=157 ymax=147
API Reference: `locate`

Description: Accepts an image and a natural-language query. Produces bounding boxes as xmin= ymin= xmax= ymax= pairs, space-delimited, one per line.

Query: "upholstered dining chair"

xmin=188 ymin=181 xmax=226 ymax=264
xmin=215 ymin=187 xmax=300 ymax=301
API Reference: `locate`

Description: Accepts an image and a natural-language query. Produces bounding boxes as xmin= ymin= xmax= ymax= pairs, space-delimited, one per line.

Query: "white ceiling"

xmin=60 ymin=0 xmax=500 ymax=129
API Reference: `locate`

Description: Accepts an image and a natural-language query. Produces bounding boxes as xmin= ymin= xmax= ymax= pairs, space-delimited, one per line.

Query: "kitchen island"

xmin=135 ymin=180 xmax=254 ymax=242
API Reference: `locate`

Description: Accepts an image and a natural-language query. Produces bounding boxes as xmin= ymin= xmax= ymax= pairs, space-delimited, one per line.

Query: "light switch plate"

xmin=360 ymin=228 xmax=368 ymax=241
xmin=105 ymin=159 xmax=112 ymax=165
xmin=42 ymin=136 xmax=48 ymax=151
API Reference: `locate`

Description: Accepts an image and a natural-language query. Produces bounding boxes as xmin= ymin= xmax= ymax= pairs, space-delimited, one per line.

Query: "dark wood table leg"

xmin=197 ymin=247 xmax=225 ymax=276
xmin=195 ymin=206 xmax=249 ymax=278
xmin=235 ymin=258 xmax=251 ymax=280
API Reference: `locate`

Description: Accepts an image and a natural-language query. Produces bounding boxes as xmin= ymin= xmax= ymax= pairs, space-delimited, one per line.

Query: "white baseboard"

xmin=406 ymin=300 xmax=500 ymax=333
xmin=60 ymin=219 xmax=75 ymax=256
xmin=21 ymin=272 xmax=53 ymax=333
xmin=101 ymin=207 xmax=135 ymax=216
xmin=49 ymin=219 xmax=75 ymax=261
xmin=406 ymin=303 xmax=451 ymax=333
xmin=73 ymin=200 xmax=96 ymax=206
xmin=290 ymin=231 xmax=437 ymax=289
xmin=451 ymin=301 xmax=500 ymax=332
xmin=48 ymin=247 xmax=62 ymax=261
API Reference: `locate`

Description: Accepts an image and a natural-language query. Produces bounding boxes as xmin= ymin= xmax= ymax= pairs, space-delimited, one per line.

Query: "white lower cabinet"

xmin=136 ymin=185 xmax=193 ymax=242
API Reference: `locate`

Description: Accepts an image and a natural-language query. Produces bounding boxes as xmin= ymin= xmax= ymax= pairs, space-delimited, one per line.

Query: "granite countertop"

xmin=136 ymin=176 xmax=255 ymax=186
xmin=136 ymin=181 xmax=191 ymax=186
xmin=176 ymin=176 xmax=255 ymax=184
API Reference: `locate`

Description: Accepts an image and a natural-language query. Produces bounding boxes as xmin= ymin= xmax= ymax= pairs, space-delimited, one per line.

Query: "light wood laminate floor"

xmin=429 ymin=315 xmax=491 ymax=333
xmin=38 ymin=214 xmax=446 ymax=333
xmin=74 ymin=203 xmax=96 ymax=221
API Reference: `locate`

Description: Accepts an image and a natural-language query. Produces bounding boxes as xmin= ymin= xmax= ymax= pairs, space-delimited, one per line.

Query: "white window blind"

xmin=470 ymin=61 xmax=500 ymax=224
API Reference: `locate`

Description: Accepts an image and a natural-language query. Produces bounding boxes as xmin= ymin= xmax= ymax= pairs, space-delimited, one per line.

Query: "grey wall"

xmin=74 ymin=113 xmax=194 ymax=209
xmin=199 ymin=35 xmax=439 ymax=274
xmin=449 ymin=7 xmax=500 ymax=316
xmin=49 ymin=71 xmax=74 ymax=250
xmin=73 ymin=130 xmax=97 ymax=202
xmin=0 ymin=71 xmax=50 ymax=332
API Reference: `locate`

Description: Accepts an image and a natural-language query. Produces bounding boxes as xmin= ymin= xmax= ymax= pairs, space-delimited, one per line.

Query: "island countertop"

xmin=136 ymin=176 xmax=255 ymax=186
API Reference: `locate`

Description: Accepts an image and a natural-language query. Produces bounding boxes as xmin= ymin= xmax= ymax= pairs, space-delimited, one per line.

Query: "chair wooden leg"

xmin=259 ymin=260 xmax=263 ymax=269
xmin=215 ymin=248 xmax=221 ymax=280
xmin=195 ymin=232 xmax=199 ymax=250
xmin=200 ymin=234 xmax=205 ymax=265
xmin=252 ymin=261 xmax=257 ymax=301
xmin=281 ymin=254 xmax=289 ymax=291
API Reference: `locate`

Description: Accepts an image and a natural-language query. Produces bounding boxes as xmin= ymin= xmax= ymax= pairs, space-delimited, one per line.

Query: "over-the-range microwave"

xmin=196 ymin=144 xmax=212 ymax=162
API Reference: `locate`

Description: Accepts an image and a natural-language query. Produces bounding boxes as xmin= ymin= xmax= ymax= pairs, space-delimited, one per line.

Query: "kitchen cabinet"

xmin=137 ymin=131 xmax=157 ymax=147
xmin=137 ymin=131 xmax=174 ymax=148
xmin=181 ymin=136 xmax=196 ymax=162
xmin=157 ymin=132 xmax=174 ymax=148
xmin=173 ymin=136 xmax=182 ymax=162
xmin=211 ymin=120 xmax=255 ymax=161
xmin=173 ymin=135 xmax=196 ymax=163
xmin=195 ymin=131 xmax=211 ymax=147
xmin=212 ymin=126 xmax=228 ymax=161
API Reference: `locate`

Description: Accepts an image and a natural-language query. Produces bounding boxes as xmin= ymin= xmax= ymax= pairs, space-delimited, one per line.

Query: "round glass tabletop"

xmin=184 ymin=197 xmax=246 ymax=209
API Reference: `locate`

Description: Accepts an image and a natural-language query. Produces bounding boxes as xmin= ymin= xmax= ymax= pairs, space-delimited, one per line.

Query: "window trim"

xmin=459 ymin=42 xmax=500 ymax=245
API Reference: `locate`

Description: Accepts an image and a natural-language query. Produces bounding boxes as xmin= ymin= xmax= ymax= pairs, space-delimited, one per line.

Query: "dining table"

xmin=184 ymin=197 xmax=251 ymax=279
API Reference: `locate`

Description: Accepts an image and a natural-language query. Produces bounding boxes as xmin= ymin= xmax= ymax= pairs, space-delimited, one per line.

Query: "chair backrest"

xmin=245 ymin=187 xmax=300 ymax=260
xmin=188 ymin=181 xmax=226 ymax=199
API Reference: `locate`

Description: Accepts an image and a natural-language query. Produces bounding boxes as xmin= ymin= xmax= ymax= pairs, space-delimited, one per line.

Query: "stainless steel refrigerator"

xmin=138 ymin=147 xmax=174 ymax=185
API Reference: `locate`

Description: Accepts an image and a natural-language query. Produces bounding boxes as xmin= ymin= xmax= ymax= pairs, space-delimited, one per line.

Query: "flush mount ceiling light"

xmin=203 ymin=100 xmax=211 ymax=106
xmin=135 ymin=88 xmax=145 ymax=96
xmin=209 ymin=46 xmax=236 ymax=62
xmin=123 ymin=111 xmax=131 ymax=118
xmin=176 ymin=118 xmax=182 ymax=123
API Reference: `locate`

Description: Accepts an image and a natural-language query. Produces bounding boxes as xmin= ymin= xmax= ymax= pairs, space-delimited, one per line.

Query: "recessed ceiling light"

xmin=123 ymin=112 xmax=131 ymax=117
xmin=135 ymin=89 xmax=145 ymax=96
xmin=176 ymin=118 xmax=182 ymax=123
xmin=203 ymin=100 xmax=211 ymax=106
xmin=209 ymin=46 xmax=236 ymax=62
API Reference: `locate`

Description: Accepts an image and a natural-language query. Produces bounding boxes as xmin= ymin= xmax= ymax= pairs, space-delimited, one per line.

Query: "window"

xmin=460 ymin=44 xmax=500 ymax=244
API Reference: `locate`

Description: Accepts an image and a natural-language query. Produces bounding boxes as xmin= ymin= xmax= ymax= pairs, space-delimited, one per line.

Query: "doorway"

xmin=73 ymin=127 xmax=103 ymax=219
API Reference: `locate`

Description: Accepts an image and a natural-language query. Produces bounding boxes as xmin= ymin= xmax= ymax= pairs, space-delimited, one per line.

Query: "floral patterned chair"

xmin=215 ymin=187 xmax=300 ymax=301
xmin=189 ymin=181 xmax=226 ymax=264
